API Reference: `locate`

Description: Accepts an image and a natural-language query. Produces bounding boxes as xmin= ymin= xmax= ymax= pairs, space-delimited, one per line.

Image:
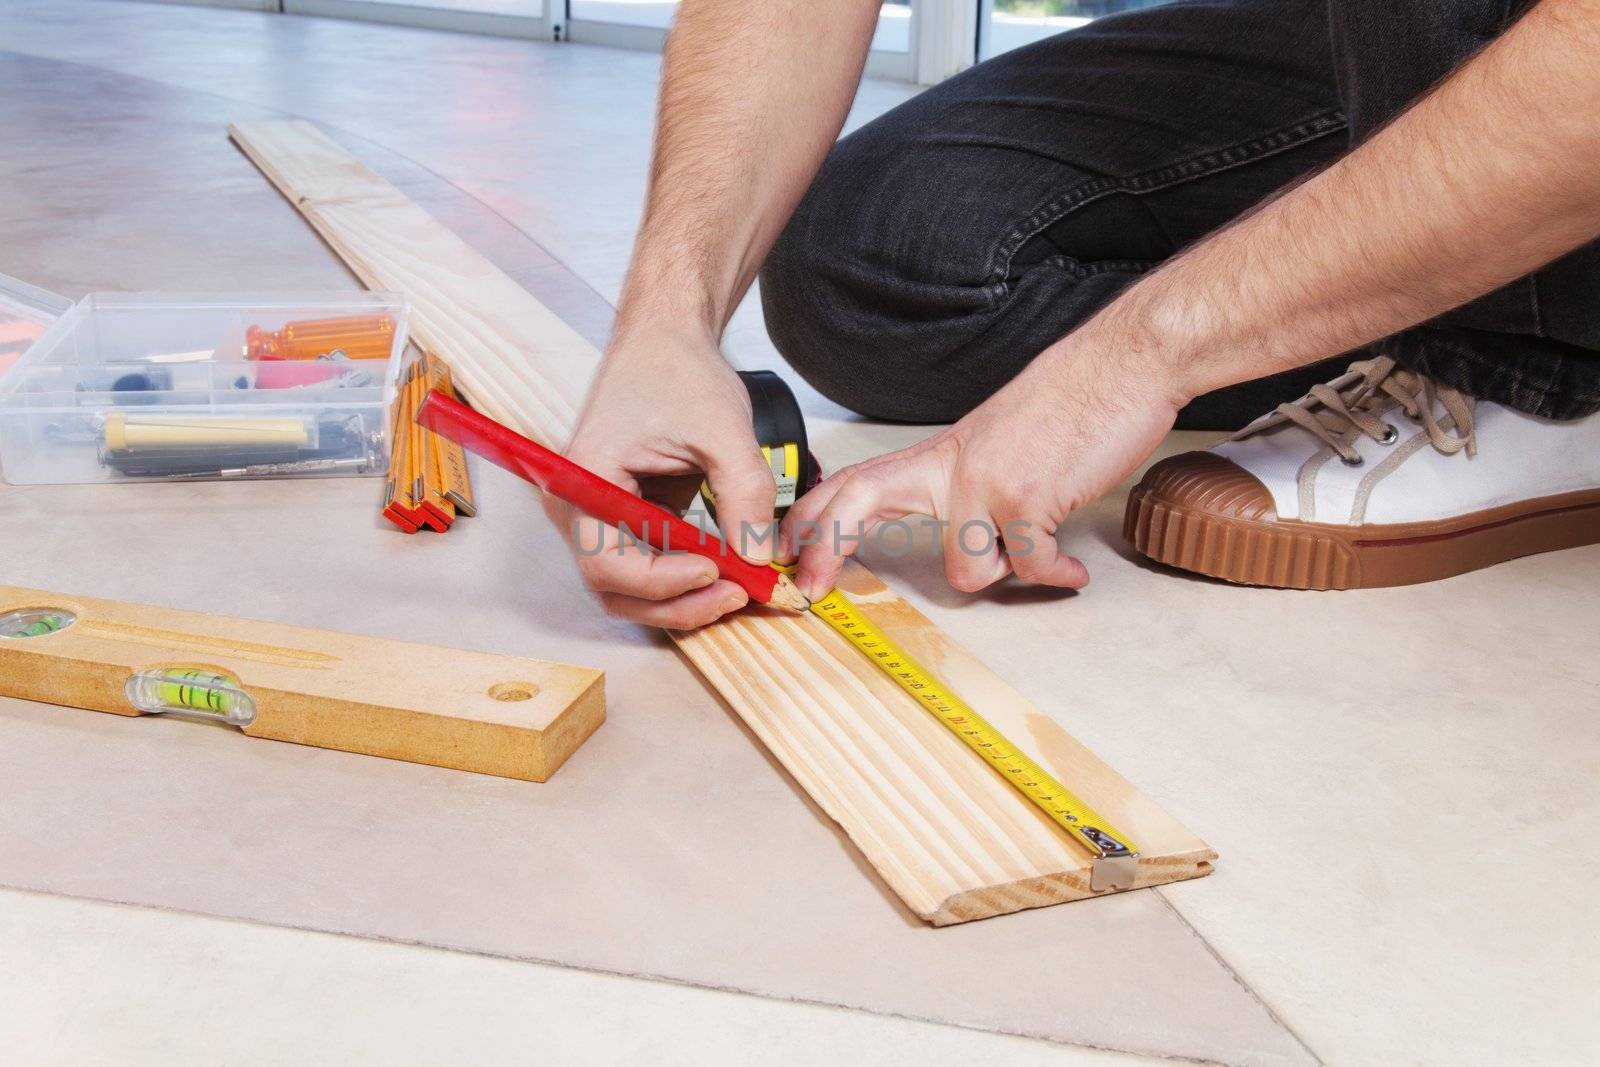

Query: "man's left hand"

xmin=779 ymin=339 xmax=1183 ymax=599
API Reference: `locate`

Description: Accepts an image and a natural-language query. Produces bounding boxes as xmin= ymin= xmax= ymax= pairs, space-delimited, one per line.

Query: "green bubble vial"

xmin=124 ymin=668 xmax=258 ymax=727
xmin=0 ymin=608 xmax=77 ymax=639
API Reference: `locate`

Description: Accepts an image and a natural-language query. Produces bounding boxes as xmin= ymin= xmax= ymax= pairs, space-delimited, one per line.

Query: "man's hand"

xmin=549 ymin=331 xmax=777 ymax=629
xmin=782 ymin=338 xmax=1182 ymax=600
xmin=544 ymin=0 xmax=879 ymax=628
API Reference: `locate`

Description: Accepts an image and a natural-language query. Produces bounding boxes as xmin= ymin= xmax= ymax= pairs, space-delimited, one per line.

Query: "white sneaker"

xmin=1125 ymin=357 xmax=1600 ymax=588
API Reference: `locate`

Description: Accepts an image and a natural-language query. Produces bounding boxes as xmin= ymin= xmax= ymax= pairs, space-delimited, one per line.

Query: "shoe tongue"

xmin=1349 ymin=385 xmax=1387 ymax=414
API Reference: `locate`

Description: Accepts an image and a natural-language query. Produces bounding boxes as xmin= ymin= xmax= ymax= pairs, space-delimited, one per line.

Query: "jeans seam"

xmin=1038 ymin=254 xmax=1158 ymax=280
xmin=986 ymin=109 xmax=1348 ymax=292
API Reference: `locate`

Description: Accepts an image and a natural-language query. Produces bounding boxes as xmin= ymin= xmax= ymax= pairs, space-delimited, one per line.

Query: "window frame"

xmin=281 ymin=0 xmax=551 ymax=39
xmin=139 ymin=0 xmax=1131 ymax=81
xmin=144 ymin=0 xmax=978 ymax=83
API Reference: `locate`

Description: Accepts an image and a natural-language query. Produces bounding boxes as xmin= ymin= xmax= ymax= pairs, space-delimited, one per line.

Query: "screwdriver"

xmin=246 ymin=314 xmax=396 ymax=362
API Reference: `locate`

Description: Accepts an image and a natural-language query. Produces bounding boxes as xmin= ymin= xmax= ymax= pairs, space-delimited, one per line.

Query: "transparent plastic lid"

xmin=0 ymin=271 xmax=72 ymax=379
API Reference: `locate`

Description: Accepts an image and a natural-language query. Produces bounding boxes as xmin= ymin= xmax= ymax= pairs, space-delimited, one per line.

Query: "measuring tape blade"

xmin=810 ymin=590 xmax=1139 ymax=891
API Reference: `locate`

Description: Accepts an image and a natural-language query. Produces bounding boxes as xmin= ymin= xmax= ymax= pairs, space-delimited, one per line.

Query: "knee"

xmin=758 ymin=168 xmax=837 ymax=371
xmin=760 ymin=248 xmax=968 ymax=424
xmin=759 ymin=153 xmax=883 ymax=416
xmin=760 ymin=137 xmax=996 ymax=424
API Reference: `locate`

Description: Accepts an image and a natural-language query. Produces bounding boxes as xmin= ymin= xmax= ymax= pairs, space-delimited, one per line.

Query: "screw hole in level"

xmin=489 ymin=682 xmax=538 ymax=703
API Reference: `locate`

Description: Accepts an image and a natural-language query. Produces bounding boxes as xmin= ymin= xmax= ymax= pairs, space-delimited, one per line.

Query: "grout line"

xmin=1154 ymin=888 xmax=1325 ymax=1066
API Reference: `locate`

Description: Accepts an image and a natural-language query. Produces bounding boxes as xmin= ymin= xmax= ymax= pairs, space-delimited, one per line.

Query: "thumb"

xmin=700 ymin=438 xmax=778 ymax=565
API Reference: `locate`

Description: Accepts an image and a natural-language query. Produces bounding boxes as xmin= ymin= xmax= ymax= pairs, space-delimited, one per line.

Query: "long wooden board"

xmin=0 ymin=585 xmax=605 ymax=782
xmin=229 ymin=119 xmax=1215 ymax=924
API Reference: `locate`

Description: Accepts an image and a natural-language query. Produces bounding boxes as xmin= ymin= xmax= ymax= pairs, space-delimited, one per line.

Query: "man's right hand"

xmin=549 ymin=0 xmax=880 ymax=629
xmin=548 ymin=331 xmax=778 ymax=629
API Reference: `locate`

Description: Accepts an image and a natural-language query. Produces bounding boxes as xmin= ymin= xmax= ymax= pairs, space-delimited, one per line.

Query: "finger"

xmin=782 ymin=433 xmax=958 ymax=564
xmin=560 ymin=445 xmax=644 ymax=496
xmin=794 ymin=459 xmax=943 ymax=599
xmin=777 ymin=454 xmax=908 ymax=561
xmin=550 ymin=500 xmax=646 ymax=561
xmin=577 ymin=539 xmax=720 ymax=599
xmin=542 ymin=493 xmax=578 ymax=542
xmin=597 ymin=580 xmax=749 ymax=630
xmin=548 ymin=501 xmax=630 ymax=563
xmin=942 ymin=517 xmax=1013 ymax=593
xmin=777 ymin=464 xmax=857 ymax=562
xmin=997 ymin=514 xmax=1090 ymax=589
xmin=560 ymin=499 xmax=722 ymax=600
xmin=543 ymin=449 xmax=643 ymax=552
xmin=698 ymin=441 xmax=778 ymax=565
xmin=942 ymin=483 xmax=1011 ymax=594
xmin=793 ymin=475 xmax=879 ymax=598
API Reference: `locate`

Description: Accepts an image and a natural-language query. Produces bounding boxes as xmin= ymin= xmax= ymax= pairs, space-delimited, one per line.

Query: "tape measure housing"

xmin=700 ymin=371 xmax=820 ymax=523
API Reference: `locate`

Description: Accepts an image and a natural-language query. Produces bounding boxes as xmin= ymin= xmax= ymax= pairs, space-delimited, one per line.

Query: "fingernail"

xmin=722 ymin=592 xmax=748 ymax=614
xmin=694 ymin=569 xmax=717 ymax=588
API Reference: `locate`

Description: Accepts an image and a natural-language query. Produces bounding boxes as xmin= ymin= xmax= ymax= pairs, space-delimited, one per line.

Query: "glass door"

xmin=564 ymin=0 xmax=913 ymax=78
xmin=980 ymin=0 xmax=1168 ymax=60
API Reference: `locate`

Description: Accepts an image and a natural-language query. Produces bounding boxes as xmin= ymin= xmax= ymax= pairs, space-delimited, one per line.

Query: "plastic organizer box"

xmin=0 ymin=273 xmax=408 ymax=485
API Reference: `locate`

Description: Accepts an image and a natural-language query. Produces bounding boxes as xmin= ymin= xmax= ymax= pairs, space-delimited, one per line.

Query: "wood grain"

xmin=228 ymin=118 xmax=1215 ymax=923
xmin=0 ymin=585 xmax=605 ymax=783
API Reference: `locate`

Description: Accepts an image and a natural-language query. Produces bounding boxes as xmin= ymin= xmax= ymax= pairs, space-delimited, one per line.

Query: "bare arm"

xmin=789 ymin=0 xmax=1600 ymax=597
xmin=1128 ymin=0 xmax=1600 ymax=403
xmin=554 ymin=0 xmax=881 ymax=629
xmin=617 ymin=0 xmax=884 ymax=344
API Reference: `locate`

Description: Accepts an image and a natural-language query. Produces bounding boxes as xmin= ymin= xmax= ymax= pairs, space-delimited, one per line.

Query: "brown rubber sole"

xmin=1124 ymin=484 xmax=1600 ymax=590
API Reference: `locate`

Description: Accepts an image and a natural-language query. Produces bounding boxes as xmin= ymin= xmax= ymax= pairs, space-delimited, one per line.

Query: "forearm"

xmin=614 ymin=0 xmax=881 ymax=348
xmin=1073 ymin=0 xmax=1600 ymax=402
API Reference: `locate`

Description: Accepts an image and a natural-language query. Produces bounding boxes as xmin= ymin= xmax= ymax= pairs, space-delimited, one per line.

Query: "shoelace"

xmin=1232 ymin=356 xmax=1476 ymax=465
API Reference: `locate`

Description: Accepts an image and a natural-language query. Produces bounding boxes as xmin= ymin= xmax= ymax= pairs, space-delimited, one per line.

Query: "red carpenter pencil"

xmin=415 ymin=390 xmax=810 ymax=613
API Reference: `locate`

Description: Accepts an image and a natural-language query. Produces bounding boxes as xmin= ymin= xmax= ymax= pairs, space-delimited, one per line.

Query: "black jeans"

xmin=761 ymin=0 xmax=1600 ymax=429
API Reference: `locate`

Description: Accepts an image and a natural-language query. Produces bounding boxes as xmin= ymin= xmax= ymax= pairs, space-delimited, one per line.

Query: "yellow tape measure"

xmin=810 ymin=590 xmax=1139 ymax=891
xmin=701 ymin=442 xmax=804 ymax=519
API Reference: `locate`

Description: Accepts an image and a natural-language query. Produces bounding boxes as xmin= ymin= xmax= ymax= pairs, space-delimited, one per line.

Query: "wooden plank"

xmin=228 ymin=119 xmax=1216 ymax=924
xmin=0 ymin=585 xmax=605 ymax=783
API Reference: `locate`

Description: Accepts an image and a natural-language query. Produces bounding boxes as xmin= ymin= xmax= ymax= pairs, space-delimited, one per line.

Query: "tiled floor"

xmin=0 ymin=3 xmax=1596 ymax=1064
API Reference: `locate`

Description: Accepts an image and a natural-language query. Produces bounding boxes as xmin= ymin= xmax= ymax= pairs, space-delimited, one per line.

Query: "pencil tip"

xmin=768 ymin=573 xmax=811 ymax=614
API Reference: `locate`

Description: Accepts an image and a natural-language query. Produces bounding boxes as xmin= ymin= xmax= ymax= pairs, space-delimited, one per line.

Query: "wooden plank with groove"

xmin=228 ymin=118 xmax=1215 ymax=924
